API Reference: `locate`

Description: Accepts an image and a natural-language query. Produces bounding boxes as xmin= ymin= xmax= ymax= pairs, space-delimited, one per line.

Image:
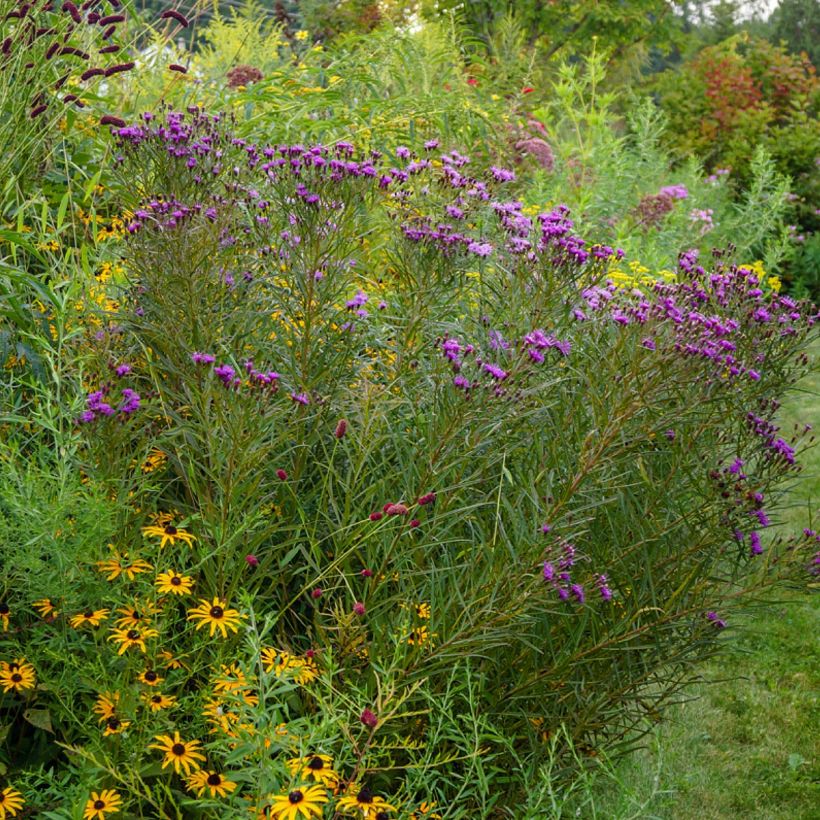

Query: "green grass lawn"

xmin=594 ymin=347 xmax=820 ymax=819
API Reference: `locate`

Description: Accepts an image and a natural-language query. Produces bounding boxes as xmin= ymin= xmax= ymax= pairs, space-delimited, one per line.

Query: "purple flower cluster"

xmin=80 ymin=385 xmax=141 ymax=423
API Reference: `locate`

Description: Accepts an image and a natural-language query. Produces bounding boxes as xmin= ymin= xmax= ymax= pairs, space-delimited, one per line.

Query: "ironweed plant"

xmin=0 ymin=109 xmax=817 ymax=817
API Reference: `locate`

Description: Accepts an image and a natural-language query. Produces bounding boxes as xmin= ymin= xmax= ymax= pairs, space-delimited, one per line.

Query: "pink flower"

xmin=353 ymin=601 xmax=366 ymax=616
xmin=245 ymin=554 xmax=259 ymax=567
xmin=360 ymin=708 xmax=378 ymax=727
xmin=276 ymin=469 xmax=288 ymax=481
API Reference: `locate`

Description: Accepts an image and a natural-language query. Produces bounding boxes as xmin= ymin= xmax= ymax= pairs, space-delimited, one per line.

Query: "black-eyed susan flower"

xmin=407 ymin=626 xmax=432 ymax=646
xmin=93 ymin=692 xmax=120 ymax=722
xmin=142 ymin=523 xmax=197 ymax=549
xmin=187 ymin=597 xmax=243 ymax=638
xmin=261 ymin=647 xmax=292 ymax=676
xmin=202 ymin=698 xmax=239 ymax=735
xmin=291 ymin=656 xmax=319 ymax=685
xmin=32 ymin=598 xmax=59 ymax=619
xmin=186 ymin=769 xmax=237 ymax=798
xmin=96 ymin=552 xmax=152 ymax=581
xmin=155 ymin=570 xmax=194 ymax=596
xmin=103 ymin=716 xmax=130 ymax=736
xmin=137 ymin=668 xmax=163 ymax=686
xmin=213 ymin=663 xmax=252 ymax=693
xmin=0 ymin=603 xmax=10 ymax=630
xmin=142 ymin=692 xmax=176 ymax=712
xmin=149 ymin=732 xmax=205 ymax=775
xmin=415 ymin=602 xmax=430 ymax=620
xmin=115 ymin=605 xmax=154 ymax=628
xmin=268 ymin=785 xmax=328 ymax=819
xmin=69 ymin=608 xmax=110 ymax=629
xmin=108 ymin=625 xmax=159 ymax=655
xmin=157 ymin=650 xmax=186 ymax=670
xmin=410 ymin=802 xmax=442 ymax=819
xmin=0 ymin=659 xmax=36 ymax=694
xmin=337 ymin=786 xmax=395 ymax=818
xmin=83 ymin=789 xmax=122 ymax=819
xmin=0 ymin=786 xmax=24 ymax=818
xmin=287 ymin=754 xmax=339 ymax=788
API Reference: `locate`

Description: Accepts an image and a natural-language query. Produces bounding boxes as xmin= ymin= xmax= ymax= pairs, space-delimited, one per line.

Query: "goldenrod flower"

xmin=0 ymin=786 xmax=25 ymax=818
xmin=142 ymin=523 xmax=196 ymax=548
xmin=268 ymin=784 xmax=328 ymax=819
xmin=155 ymin=570 xmax=194 ymax=595
xmin=187 ymin=597 xmax=244 ymax=638
xmin=0 ymin=659 xmax=35 ymax=694
xmin=83 ymin=789 xmax=122 ymax=819
xmin=149 ymin=732 xmax=205 ymax=775
xmin=186 ymin=769 xmax=237 ymax=798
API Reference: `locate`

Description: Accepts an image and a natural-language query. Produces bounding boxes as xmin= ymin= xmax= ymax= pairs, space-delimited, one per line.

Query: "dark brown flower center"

xmin=84 ymin=610 xmax=94 ymax=618
xmin=170 ymin=576 xmax=182 ymax=585
xmin=308 ymin=756 xmax=325 ymax=770
xmin=207 ymin=773 xmax=222 ymax=786
xmin=94 ymin=800 xmax=106 ymax=810
xmin=358 ymin=788 xmax=373 ymax=804
xmin=164 ymin=524 xmax=178 ymax=535
xmin=144 ymin=670 xmax=157 ymax=681
xmin=11 ymin=673 xmax=22 ymax=683
xmin=376 ymin=814 xmax=390 ymax=820
xmin=288 ymin=790 xmax=304 ymax=804
xmin=0 ymin=603 xmax=9 ymax=614
xmin=127 ymin=629 xmax=140 ymax=640
xmin=209 ymin=606 xmax=224 ymax=619
xmin=107 ymin=717 xmax=120 ymax=729
xmin=171 ymin=742 xmax=186 ymax=756
xmin=151 ymin=695 xmax=162 ymax=703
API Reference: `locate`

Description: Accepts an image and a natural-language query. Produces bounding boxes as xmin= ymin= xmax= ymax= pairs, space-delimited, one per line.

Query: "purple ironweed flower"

xmin=595 ymin=575 xmax=613 ymax=601
xmin=750 ymin=531 xmax=763 ymax=555
xmin=191 ymin=351 xmax=215 ymax=365
xmin=706 ymin=611 xmax=727 ymax=629
xmin=659 ymin=184 xmax=688 ymax=200
xmin=482 ymin=363 xmax=507 ymax=380
xmin=119 ymin=389 xmax=141 ymax=415
xmin=570 ymin=584 xmax=585 ymax=604
xmin=291 ymin=392 xmax=310 ymax=405
xmin=214 ymin=364 xmax=236 ymax=385
xmin=728 ymin=458 xmax=745 ymax=476
xmin=665 ymin=429 xmax=676 ymax=441
xmin=453 ymin=375 xmax=470 ymax=390
xmin=114 ymin=363 xmax=132 ymax=377
xmin=753 ymin=509 xmax=770 ymax=528
xmin=641 ymin=338 xmax=656 ymax=350
xmin=543 ymin=562 xmax=555 ymax=582
xmin=541 ymin=523 xmax=552 ymax=534
xmin=467 ymin=240 xmax=493 ymax=257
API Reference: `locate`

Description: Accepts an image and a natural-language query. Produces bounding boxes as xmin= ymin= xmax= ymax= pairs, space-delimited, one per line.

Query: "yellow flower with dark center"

xmin=142 ymin=523 xmax=197 ymax=549
xmin=93 ymin=692 xmax=120 ymax=722
xmin=0 ymin=786 xmax=24 ymax=818
xmin=187 ymin=597 xmax=243 ymax=638
xmin=186 ymin=769 xmax=237 ymax=798
xmin=158 ymin=650 xmax=186 ymax=670
xmin=0 ymin=602 xmax=10 ymax=630
xmin=291 ymin=657 xmax=319 ymax=685
xmin=155 ymin=570 xmax=194 ymax=596
xmin=337 ymin=786 xmax=395 ymax=818
xmin=142 ymin=449 xmax=167 ymax=473
xmin=102 ymin=715 xmax=130 ymax=736
xmin=115 ymin=606 xmax=152 ymax=628
xmin=0 ymin=659 xmax=36 ymax=694
xmin=83 ymin=789 xmax=122 ymax=819
xmin=213 ymin=663 xmax=252 ymax=693
xmin=268 ymin=784 xmax=328 ymax=819
xmin=287 ymin=754 xmax=339 ymax=788
xmin=143 ymin=692 xmax=176 ymax=712
xmin=32 ymin=598 xmax=59 ymax=619
xmin=149 ymin=732 xmax=206 ymax=775
xmin=69 ymin=609 xmax=110 ymax=628
xmin=415 ymin=602 xmax=430 ymax=620
xmin=96 ymin=552 xmax=152 ymax=581
xmin=261 ymin=647 xmax=293 ymax=676
xmin=202 ymin=698 xmax=239 ymax=735
xmin=407 ymin=626 xmax=432 ymax=646
xmin=410 ymin=802 xmax=442 ymax=819
xmin=108 ymin=625 xmax=159 ymax=655
xmin=137 ymin=668 xmax=163 ymax=686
